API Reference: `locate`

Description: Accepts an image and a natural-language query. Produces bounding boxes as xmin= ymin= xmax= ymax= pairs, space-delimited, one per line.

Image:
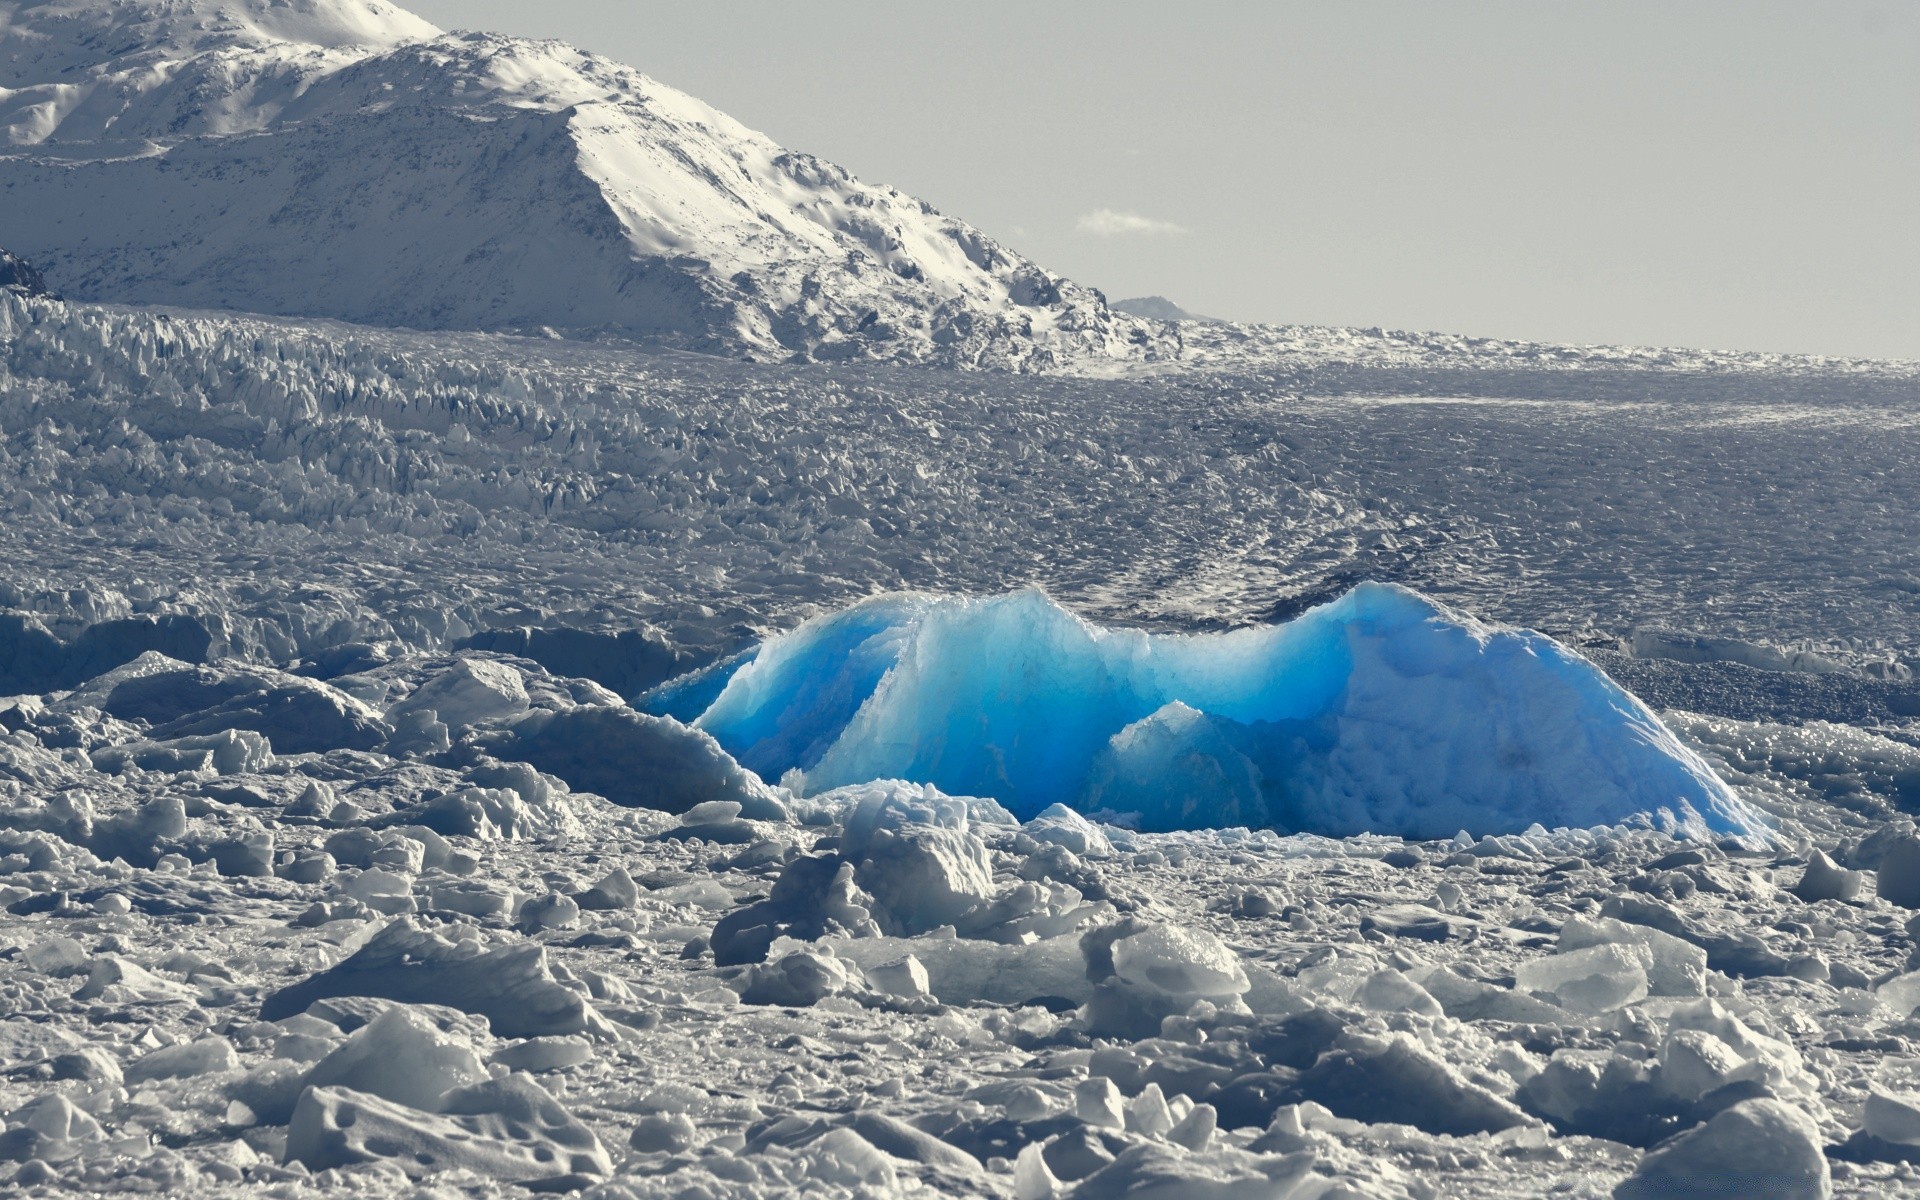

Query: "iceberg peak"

xmin=676 ymin=584 xmax=1763 ymax=840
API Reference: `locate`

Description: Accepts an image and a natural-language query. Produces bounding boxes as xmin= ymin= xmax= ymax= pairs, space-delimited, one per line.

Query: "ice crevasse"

xmin=654 ymin=583 xmax=1764 ymax=841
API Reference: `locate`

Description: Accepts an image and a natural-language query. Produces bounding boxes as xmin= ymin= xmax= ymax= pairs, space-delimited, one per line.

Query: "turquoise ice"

xmin=685 ymin=583 xmax=1764 ymax=840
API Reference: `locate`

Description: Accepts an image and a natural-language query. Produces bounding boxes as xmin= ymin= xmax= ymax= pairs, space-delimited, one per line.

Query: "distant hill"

xmin=0 ymin=0 xmax=1171 ymax=369
xmin=1111 ymin=296 xmax=1222 ymax=323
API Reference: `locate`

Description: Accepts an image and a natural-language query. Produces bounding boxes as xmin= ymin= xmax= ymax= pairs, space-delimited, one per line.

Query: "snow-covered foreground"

xmin=2 ymin=292 xmax=1920 ymax=1198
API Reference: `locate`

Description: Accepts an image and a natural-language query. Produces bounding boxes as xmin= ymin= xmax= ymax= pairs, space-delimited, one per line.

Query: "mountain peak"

xmin=1 ymin=0 xmax=439 ymax=82
xmin=1111 ymin=296 xmax=1220 ymax=324
xmin=0 ymin=1 xmax=1169 ymax=368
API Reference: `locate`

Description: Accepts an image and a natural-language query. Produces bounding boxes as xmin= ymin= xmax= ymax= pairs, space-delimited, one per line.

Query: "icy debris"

xmin=104 ymin=664 xmax=388 ymax=754
xmin=387 ymin=656 xmax=530 ymax=729
xmin=493 ymin=1036 xmax=593 ymax=1074
xmin=1358 ymin=902 xmax=1467 ymax=942
xmin=91 ymin=728 xmax=274 ymax=777
xmin=1081 ymin=920 xmax=1253 ymax=1038
xmin=72 ymin=954 xmax=196 ymax=1003
xmin=710 ymin=855 xmax=879 ymax=965
xmin=1875 ymin=832 xmax=1920 ymax=908
xmin=1025 ymin=802 xmax=1115 ymax=857
xmin=1013 ymin=1139 xmax=1062 ymax=1200
xmin=628 ymin=1112 xmax=698 ymax=1153
xmin=739 ymin=947 xmax=867 ymax=1007
xmin=10 ymin=1094 xmax=102 ymax=1144
xmin=47 ymin=1046 xmax=121 ymax=1085
xmin=1613 ymin=1098 xmax=1830 ymax=1199
xmin=23 ymin=935 xmax=88 ymax=976
xmin=1793 ymin=849 xmax=1865 ymax=902
xmin=1073 ymin=1076 xmax=1127 ymax=1131
xmin=1356 ymin=968 xmax=1443 ymax=1018
xmin=837 ymin=782 xmax=997 ymax=934
xmin=487 ymin=706 xmax=787 ymax=819
xmin=1066 ymin=1140 xmax=1319 ymax=1199
xmin=844 ymin=1111 xmax=982 ymax=1174
xmin=1666 ymin=1000 xmax=1810 ymax=1097
xmin=1517 ymin=944 xmax=1651 ymax=1013
xmin=865 ymin=953 xmax=932 ymax=1000
xmin=1109 ymin=924 xmax=1250 ymax=1002
xmin=692 ymin=584 xmax=1761 ymax=838
xmin=1557 ymin=914 xmax=1707 ymax=997
xmin=1294 ymin=1031 xmax=1535 ymax=1137
xmin=338 ymin=866 xmax=415 ymax=914
xmin=402 ymin=784 xmax=561 ymax=841
xmin=826 ymin=931 xmax=1090 ymax=1008
xmin=125 ymin=1036 xmax=239 ymax=1082
xmin=575 ymin=866 xmax=638 ymax=910
xmin=1863 ymin=1090 xmax=1920 ymax=1145
xmin=1409 ymin=964 xmax=1564 ymax=1024
xmin=1657 ymin=1030 xmax=1754 ymax=1104
xmin=520 ymin=892 xmax=582 ymax=931
xmin=260 ymin=917 xmax=612 ymax=1038
xmin=302 ymin=1005 xmax=488 ymax=1110
xmin=286 ymin=1073 xmax=611 ymax=1182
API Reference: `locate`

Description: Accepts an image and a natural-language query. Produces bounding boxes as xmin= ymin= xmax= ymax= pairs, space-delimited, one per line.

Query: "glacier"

xmin=688 ymin=583 xmax=1765 ymax=840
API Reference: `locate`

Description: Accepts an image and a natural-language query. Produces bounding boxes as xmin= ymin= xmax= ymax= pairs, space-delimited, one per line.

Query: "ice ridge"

xmin=687 ymin=583 xmax=1764 ymax=840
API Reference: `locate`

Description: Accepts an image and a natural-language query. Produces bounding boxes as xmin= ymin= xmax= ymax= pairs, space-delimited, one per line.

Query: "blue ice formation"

xmin=682 ymin=584 xmax=1765 ymax=840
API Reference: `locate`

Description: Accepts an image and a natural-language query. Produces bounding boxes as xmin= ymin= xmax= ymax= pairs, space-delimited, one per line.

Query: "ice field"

xmin=1 ymin=288 xmax=1919 ymax=1200
xmin=3 ymin=1 xmax=1920 ymax=1196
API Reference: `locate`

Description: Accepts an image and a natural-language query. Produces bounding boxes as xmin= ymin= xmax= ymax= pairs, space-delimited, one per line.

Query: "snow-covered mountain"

xmin=0 ymin=246 xmax=51 ymax=295
xmin=1112 ymin=295 xmax=1221 ymax=323
xmin=0 ymin=0 xmax=1166 ymax=367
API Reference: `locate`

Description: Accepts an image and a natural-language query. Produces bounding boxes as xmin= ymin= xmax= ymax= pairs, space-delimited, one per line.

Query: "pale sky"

xmin=405 ymin=1 xmax=1920 ymax=360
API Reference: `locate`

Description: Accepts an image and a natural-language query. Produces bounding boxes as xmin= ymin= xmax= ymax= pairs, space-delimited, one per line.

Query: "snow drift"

xmin=684 ymin=584 xmax=1763 ymax=839
xmin=0 ymin=0 xmax=1164 ymax=368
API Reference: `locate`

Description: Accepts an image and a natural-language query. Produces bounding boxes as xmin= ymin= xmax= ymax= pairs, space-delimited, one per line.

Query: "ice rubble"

xmin=692 ymin=584 xmax=1763 ymax=839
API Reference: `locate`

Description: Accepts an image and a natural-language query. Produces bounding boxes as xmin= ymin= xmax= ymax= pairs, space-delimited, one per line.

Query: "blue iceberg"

xmin=681 ymin=583 xmax=1763 ymax=840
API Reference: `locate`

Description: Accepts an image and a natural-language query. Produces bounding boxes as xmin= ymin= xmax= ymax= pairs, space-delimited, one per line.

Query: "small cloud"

xmin=1075 ymin=209 xmax=1189 ymax=238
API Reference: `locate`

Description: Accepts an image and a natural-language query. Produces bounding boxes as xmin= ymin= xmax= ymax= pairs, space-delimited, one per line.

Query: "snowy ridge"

xmin=0 ymin=0 xmax=1163 ymax=367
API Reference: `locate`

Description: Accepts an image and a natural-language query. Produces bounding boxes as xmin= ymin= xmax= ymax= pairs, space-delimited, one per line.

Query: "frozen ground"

xmin=3 ymin=287 xmax=1920 ymax=1200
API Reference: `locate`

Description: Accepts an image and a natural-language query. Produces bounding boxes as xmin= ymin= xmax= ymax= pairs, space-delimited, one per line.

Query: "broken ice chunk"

xmin=1293 ymin=1032 xmax=1535 ymax=1137
xmin=387 ymin=657 xmax=530 ymax=730
xmin=1876 ymin=833 xmax=1920 ymax=908
xmin=865 ymin=954 xmax=932 ymax=1000
xmin=574 ymin=866 xmax=639 ymax=910
xmin=285 ymin=1074 xmax=611 ymax=1181
xmin=492 ymin=1036 xmax=593 ymax=1074
xmin=1557 ymin=914 xmax=1707 ymax=997
xmin=1793 ymin=849 xmax=1864 ymax=903
xmin=1863 ymin=1090 xmax=1920 ymax=1145
xmin=302 ymin=1006 xmax=488 ymax=1111
xmin=11 ymin=1095 xmax=103 ymax=1142
xmin=23 ymin=936 xmax=88 ymax=977
xmin=1356 ymin=968 xmax=1443 ymax=1018
xmin=1109 ymin=924 xmax=1250 ymax=1001
xmin=126 ymin=1036 xmax=238 ymax=1083
xmin=260 ymin=918 xmax=611 ymax=1038
xmin=1024 ymin=802 xmax=1114 ymax=857
xmin=1515 ymin=943 xmax=1650 ymax=1013
xmin=1613 ymin=1098 xmax=1828 ymax=1200
xmin=739 ymin=947 xmax=865 ymax=1007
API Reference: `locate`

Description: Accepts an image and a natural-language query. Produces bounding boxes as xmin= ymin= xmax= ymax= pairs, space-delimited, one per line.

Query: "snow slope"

xmin=0 ymin=0 xmax=1163 ymax=367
